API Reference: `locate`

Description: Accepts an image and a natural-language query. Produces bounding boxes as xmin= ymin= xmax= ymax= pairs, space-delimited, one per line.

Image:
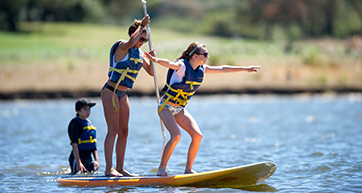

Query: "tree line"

xmin=236 ymin=0 xmax=362 ymax=39
xmin=0 ymin=0 xmax=361 ymax=39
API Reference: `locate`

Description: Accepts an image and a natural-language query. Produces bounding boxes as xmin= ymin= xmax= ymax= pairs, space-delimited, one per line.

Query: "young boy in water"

xmin=68 ymin=98 xmax=99 ymax=174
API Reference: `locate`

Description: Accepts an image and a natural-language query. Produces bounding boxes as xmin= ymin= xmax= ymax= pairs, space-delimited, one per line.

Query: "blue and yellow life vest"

xmin=108 ymin=40 xmax=143 ymax=111
xmin=159 ymin=59 xmax=204 ymax=113
xmin=108 ymin=40 xmax=143 ymax=89
xmin=74 ymin=117 xmax=97 ymax=151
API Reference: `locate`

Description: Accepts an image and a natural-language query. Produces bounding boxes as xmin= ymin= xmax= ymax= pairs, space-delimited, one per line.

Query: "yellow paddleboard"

xmin=56 ymin=161 xmax=276 ymax=187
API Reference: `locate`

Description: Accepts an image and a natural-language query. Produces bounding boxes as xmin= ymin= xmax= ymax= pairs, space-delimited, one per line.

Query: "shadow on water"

xmin=196 ymin=184 xmax=277 ymax=192
xmin=236 ymin=184 xmax=277 ymax=192
xmin=55 ymin=183 xmax=277 ymax=192
xmin=103 ymin=184 xmax=277 ymax=192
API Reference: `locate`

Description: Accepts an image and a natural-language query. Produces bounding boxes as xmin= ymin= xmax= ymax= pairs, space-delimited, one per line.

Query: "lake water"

xmin=1 ymin=94 xmax=361 ymax=193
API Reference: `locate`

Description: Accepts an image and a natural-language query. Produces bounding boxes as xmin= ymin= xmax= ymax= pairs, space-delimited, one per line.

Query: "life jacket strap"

xmin=83 ymin=126 xmax=96 ymax=130
xmin=78 ymin=136 xmax=97 ymax=145
xmin=185 ymin=81 xmax=201 ymax=90
xmin=109 ymin=66 xmax=138 ymax=112
xmin=158 ymin=96 xmax=170 ymax=114
xmin=130 ymin=57 xmax=143 ymax=64
xmin=158 ymin=83 xmax=195 ymax=114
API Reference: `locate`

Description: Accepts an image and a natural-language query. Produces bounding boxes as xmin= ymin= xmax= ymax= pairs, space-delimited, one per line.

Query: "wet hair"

xmin=128 ymin=19 xmax=147 ymax=37
xmin=177 ymin=42 xmax=206 ymax=60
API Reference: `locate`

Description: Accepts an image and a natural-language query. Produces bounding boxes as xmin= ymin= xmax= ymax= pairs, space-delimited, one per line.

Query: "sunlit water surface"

xmin=1 ymin=94 xmax=361 ymax=192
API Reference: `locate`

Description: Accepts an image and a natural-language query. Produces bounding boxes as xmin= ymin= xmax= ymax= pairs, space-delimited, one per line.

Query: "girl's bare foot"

xmin=105 ymin=168 xmax=123 ymax=177
xmin=116 ymin=168 xmax=135 ymax=177
xmin=157 ymin=168 xmax=168 ymax=176
xmin=184 ymin=169 xmax=196 ymax=174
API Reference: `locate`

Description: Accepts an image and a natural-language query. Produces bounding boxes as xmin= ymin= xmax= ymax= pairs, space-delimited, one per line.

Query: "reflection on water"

xmin=0 ymin=94 xmax=361 ymax=192
xmin=237 ymin=184 xmax=277 ymax=192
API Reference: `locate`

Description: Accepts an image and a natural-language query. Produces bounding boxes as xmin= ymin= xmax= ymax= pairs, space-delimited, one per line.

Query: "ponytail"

xmin=177 ymin=42 xmax=205 ymax=60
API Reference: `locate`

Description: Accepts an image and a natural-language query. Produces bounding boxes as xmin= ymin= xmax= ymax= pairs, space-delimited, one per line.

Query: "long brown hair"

xmin=128 ymin=19 xmax=146 ymax=36
xmin=177 ymin=42 xmax=206 ymax=60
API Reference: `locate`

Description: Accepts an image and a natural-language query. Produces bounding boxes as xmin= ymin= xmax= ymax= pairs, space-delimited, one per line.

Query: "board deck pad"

xmin=56 ymin=161 xmax=276 ymax=187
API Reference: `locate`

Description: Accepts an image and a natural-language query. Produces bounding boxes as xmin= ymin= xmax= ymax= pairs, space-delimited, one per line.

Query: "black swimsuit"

xmin=102 ymin=83 xmax=127 ymax=100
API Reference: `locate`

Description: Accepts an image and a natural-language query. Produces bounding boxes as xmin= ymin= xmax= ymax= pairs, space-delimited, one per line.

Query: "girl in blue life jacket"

xmin=101 ymin=15 xmax=154 ymax=177
xmin=68 ymin=98 xmax=99 ymax=174
xmin=144 ymin=42 xmax=260 ymax=176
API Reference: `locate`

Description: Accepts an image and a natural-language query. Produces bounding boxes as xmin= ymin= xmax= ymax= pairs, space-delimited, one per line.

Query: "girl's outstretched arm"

xmin=144 ymin=51 xmax=182 ymax=71
xmin=204 ymin=65 xmax=260 ymax=73
xmin=142 ymin=49 xmax=155 ymax=76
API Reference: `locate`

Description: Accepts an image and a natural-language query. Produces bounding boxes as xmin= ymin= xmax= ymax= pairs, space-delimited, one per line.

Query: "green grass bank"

xmin=0 ymin=22 xmax=361 ymax=99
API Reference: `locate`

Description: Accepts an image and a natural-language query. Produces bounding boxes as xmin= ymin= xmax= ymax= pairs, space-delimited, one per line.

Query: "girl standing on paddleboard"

xmin=101 ymin=15 xmax=154 ymax=177
xmin=144 ymin=42 xmax=260 ymax=176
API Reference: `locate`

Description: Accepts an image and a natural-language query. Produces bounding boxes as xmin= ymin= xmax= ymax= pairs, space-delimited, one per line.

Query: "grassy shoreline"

xmin=1 ymin=85 xmax=362 ymax=100
xmin=1 ymin=22 xmax=361 ymax=99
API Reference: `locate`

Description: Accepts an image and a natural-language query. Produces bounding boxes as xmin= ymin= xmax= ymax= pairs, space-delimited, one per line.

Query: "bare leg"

xmin=175 ymin=109 xmax=203 ymax=174
xmin=115 ymin=96 xmax=133 ymax=176
xmin=157 ymin=108 xmax=181 ymax=176
xmin=101 ymin=89 xmax=122 ymax=177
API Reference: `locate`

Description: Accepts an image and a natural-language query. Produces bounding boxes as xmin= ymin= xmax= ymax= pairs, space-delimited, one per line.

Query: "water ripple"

xmin=0 ymin=95 xmax=361 ymax=192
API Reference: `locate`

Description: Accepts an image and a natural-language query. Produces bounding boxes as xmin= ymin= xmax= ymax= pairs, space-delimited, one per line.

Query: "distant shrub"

xmin=337 ymin=73 xmax=348 ymax=86
xmin=302 ymin=47 xmax=320 ymax=67
xmin=226 ymin=59 xmax=236 ymax=66
xmin=208 ymin=55 xmax=221 ymax=66
xmin=358 ymin=71 xmax=362 ymax=82
xmin=318 ymin=72 xmax=328 ymax=86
